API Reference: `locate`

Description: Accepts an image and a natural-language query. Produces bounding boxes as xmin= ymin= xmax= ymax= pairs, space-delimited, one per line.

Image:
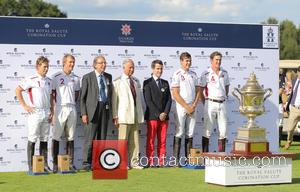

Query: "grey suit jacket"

xmin=80 ymin=71 xmax=113 ymax=121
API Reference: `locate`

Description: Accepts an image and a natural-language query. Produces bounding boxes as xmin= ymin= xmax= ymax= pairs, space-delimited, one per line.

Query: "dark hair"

xmin=297 ymin=66 xmax=300 ymax=72
xmin=36 ymin=56 xmax=49 ymax=67
xmin=151 ymin=59 xmax=163 ymax=69
xmin=180 ymin=52 xmax=191 ymax=60
xmin=210 ymin=51 xmax=222 ymax=60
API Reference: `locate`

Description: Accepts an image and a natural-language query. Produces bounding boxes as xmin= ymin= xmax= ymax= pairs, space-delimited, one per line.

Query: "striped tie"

xmin=99 ymin=75 xmax=107 ymax=102
xmin=129 ymin=77 xmax=136 ymax=106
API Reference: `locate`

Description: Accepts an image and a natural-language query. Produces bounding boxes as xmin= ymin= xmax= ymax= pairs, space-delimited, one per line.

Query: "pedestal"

xmin=183 ymin=148 xmax=205 ymax=169
xmin=32 ymin=155 xmax=44 ymax=173
xmin=28 ymin=155 xmax=48 ymax=175
xmin=204 ymin=152 xmax=296 ymax=186
xmin=58 ymin=155 xmax=75 ymax=174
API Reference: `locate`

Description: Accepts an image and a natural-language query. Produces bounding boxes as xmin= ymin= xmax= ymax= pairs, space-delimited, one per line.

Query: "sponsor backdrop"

xmin=0 ymin=17 xmax=279 ymax=171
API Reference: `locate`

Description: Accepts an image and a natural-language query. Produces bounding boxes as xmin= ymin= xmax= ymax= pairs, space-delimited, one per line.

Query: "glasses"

xmin=96 ymin=61 xmax=107 ymax=65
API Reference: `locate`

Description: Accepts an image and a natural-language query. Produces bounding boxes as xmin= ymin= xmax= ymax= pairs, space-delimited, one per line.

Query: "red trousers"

xmin=146 ymin=120 xmax=168 ymax=166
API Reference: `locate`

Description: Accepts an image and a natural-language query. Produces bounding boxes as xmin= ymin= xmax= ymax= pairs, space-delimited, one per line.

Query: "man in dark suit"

xmin=284 ymin=66 xmax=300 ymax=149
xmin=80 ymin=56 xmax=112 ymax=171
xmin=143 ymin=59 xmax=172 ymax=167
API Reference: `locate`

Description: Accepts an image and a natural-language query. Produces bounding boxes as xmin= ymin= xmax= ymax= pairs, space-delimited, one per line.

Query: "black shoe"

xmin=69 ymin=165 xmax=77 ymax=172
xmin=82 ymin=164 xmax=91 ymax=172
xmin=44 ymin=165 xmax=52 ymax=173
xmin=53 ymin=164 xmax=58 ymax=174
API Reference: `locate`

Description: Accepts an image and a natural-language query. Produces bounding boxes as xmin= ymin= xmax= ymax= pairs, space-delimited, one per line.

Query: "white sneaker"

xmin=132 ymin=165 xmax=144 ymax=170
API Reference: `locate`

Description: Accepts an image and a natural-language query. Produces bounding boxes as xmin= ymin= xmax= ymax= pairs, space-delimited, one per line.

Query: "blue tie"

xmin=291 ymin=80 xmax=300 ymax=105
xmin=99 ymin=75 xmax=107 ymax=102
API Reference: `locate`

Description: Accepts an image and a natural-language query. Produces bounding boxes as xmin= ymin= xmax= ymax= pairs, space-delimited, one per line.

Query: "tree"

xmin=0 ymin=0 xmax=66 ymax=17
xmin=280 ymin=20 xmax=299 ymax=59
xmin=261 ymin=17 xmax=279 ymax=24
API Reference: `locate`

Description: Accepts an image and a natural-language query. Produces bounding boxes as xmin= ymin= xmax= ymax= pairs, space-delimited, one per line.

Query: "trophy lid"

xmin=240 ymin=73 xmax=265 ymax=93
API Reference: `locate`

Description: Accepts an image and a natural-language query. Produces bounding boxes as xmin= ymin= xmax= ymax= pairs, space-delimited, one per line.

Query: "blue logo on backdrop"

xmin=117 ymin=49 xmax=135 ymax=58
xmin=267 ymin=27 xmax=274 ymax=42
xmin=144 ymin=49 xmax=160 ymax=58
xmin=35 ymin=48 xmax=53 ymax=56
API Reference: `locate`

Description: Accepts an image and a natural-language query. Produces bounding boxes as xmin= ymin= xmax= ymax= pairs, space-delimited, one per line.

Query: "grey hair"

xmin=93 ymin=55 xmax=106 ymax=67
xmin=122 ymin=58 xmax=134 ymax=68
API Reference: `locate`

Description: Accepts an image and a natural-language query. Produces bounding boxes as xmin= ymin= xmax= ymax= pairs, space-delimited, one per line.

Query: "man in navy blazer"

xmin=143 ymin=59 xmax=172 ymax=167
xmin=285 ymin=66 xmax=300 ymax=149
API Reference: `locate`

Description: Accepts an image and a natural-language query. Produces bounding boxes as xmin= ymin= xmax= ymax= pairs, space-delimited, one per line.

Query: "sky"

xmin=45 ymin=0 xmax=300 ymax=25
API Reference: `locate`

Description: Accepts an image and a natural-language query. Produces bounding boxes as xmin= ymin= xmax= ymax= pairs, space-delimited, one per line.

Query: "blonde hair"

xmin=36 ymin=56 xmax=49 ymax=67
xmin=285 ymin=70 xmax=295 ymax=81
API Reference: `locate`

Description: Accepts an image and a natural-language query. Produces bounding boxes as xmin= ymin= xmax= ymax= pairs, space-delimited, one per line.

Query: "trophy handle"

xmin=232 ymin=88 xmax=242 ymax=104
xmin=263 ymin=88 xmax=272 ymax=101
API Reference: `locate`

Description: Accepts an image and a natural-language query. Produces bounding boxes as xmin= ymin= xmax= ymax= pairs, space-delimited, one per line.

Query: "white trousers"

xmin=203 ymin=100 xmax=227 ymax=139
xmin=52 ymin=105 xmax=77 ymax=141
xmin=27 ymin=108 xmax=50 ymax=143
xmin=174 ymin=103 xmax=197 ymax=138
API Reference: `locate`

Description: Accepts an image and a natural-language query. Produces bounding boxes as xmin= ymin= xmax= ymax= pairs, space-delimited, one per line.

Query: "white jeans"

xmin=203 ymin=100 xmax=227 ymax=139
xmin=174 ymin=103 xmax=197 ymax=138
xmin=27 ymin=108 xmax=50 ymax=142
xmin=52 ymin=105 xmax=77 ymax=141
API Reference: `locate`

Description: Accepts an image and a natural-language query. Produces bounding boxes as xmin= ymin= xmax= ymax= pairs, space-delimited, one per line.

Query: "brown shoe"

xmin=284 ymin=143 xmax=291 ymax=150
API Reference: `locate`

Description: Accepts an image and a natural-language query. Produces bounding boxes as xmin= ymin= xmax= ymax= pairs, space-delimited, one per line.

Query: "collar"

xmin=152 ymin=74 xmax=160 ymax=81
xmin=63 ymin=70 xmax=72 ymax=76
xmin=121 ymin=73 xmax=130 ymax=79
xmin=179 ymin=67 xmax=189 ymax=74
xmin=208 ymin=67 xmax=224 ymax=75
xmin=36 ymin=73 xmax=45 ymax=79
xmin=95 ymin=70 xmax=104 ymax=77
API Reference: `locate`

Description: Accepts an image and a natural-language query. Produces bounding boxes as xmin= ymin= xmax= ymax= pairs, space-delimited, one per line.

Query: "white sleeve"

xmin=199 ymin=72 xmax=207 ymax=87
xmin=171 ymin=72 xmax=180 ymax=88
xmin=75 ymin=77 xmax=81 ymax=91
xmin=19 ymin=78 xmax=31 ymax=90
xmin=194 ymin=73 xmax=200 ymax=87
xmin=224 ymin=72 xmax=230 ymax=86
xmin=51 ymin=76 xmax=57 ymax=91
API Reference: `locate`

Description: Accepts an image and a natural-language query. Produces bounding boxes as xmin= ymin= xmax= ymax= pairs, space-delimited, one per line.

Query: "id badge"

xmin=105 ymin=104 xmax=109 ymax=110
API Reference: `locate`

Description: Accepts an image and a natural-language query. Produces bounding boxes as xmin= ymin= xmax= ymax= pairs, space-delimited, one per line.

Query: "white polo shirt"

xmin=171 ymin=68 xmax=200 ymax=104
xmin=200 ymin=67 xmax=230 ymax=100
xmin=52 ymin=71 xmax=80 ymax=106
xmin=19 ymin=74 xmax=52 ymax=109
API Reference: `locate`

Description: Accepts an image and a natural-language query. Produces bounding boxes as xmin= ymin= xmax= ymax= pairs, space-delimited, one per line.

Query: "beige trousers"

xmin=118 ymin=123 xmax=140 ymax=167
xmin=286 ymin=106 xmax=300 ymax=143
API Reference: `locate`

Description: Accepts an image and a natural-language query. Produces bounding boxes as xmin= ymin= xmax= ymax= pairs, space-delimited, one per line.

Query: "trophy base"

xmin=231 ymin=126 xmax=271 ymax=155
xmin=231 ymin=139 xmax=271 ymax=155
xmin=236 ymin=127 xmax=267 ymax=142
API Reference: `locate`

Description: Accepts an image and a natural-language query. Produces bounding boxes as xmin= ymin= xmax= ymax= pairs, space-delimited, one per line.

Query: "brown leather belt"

xmin=292 ymin=105 xmax=300 ymax=110
xmin=206 ymin=98 xmax=225 ymax=103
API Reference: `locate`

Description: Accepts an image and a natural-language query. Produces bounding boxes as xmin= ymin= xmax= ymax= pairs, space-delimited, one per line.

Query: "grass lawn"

xmin=1 ymin=141 xmax=300 ymax=192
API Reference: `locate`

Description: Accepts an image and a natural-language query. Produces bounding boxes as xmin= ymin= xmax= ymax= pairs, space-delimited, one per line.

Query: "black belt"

xmin=206 ymin=98 xmax=225 ymax=103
